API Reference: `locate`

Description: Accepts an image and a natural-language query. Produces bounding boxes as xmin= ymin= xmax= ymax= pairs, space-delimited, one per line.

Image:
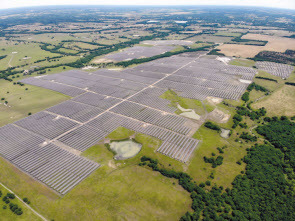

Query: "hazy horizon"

xmin=1 ymin=0 xmax=295 ymax=10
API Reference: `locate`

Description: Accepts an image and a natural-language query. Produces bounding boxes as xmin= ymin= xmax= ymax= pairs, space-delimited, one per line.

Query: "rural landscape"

xmin=0 ymin=4 xmax=294 ymax=221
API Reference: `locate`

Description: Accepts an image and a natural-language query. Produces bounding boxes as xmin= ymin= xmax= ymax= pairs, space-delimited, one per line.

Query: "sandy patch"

xmin=206 ymin=97 xmax=223 ymax=105
xmin=220 ymin=128 xmax=231 ymax=138
xmin=108 ymin=160 xmax=117 ymax=169
xmin=207 ymin=108 xmax=230 ymax=123
xmin=92 ymin=58 xmax=113 ymax=64
xmin=82 ymin=66 xmax=97 ymax=70
xmin=177 ymin=104 xmax=201 ymax=120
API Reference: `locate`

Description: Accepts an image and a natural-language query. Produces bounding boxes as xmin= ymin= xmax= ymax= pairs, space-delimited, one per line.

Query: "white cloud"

xmin=0 ymin=0 xmax=294 ymax=10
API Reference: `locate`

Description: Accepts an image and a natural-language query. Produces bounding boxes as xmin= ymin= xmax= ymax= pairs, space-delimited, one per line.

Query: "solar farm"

xmin=0 ymin=51 xmax=258 ymax=195
xmin=104 ymin=45 xmax=176 ymax=61
xmin=256 ymin=61 xmax=294 ymax=79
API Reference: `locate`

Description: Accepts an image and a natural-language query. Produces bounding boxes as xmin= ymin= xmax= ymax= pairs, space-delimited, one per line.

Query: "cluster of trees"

xmin=255 ymin=76 xmax=278 ymax=82
xmin=231 ymin=35 xmax=268 ymax=46
xmin=232 ymin=114 xmax=243 ymax=129
xmin=1 ymin=192 xmax=23 ymax=215
xmin=247 ymin=82 xmax=268 ymax=93
xmin=0 ymin=55 xmax=7 ymax=60
xmin=252 ymin=50 xmax=295 ymax=66
xmin=40 ymin=43 xmax=78 ymax=56
xmin=239 ymin=132 xmax=257 ymax=142
xmin=241 ymin=92 xmax=250 ymax=102
xmin=203 ymin=155 xmax=224 ymax=168
xmin=34 ymin=55 xmax=63 ymax=64
xmin=9 ymin=203 xmax=23 ymax=215
xmin=285 ymin=82 xmax=295 ymax=86
xmin=204 ymin=121 xmax=221 ymax=132
xmin=235 ymin=106 xmax=266 ymax=121
xmin=61 ymin=40 xmax=108 ymax=47
xmin=207 ymin=49 xmax=225 ymax=56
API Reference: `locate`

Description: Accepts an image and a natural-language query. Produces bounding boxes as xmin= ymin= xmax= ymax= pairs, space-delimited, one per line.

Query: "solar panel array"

xmin=0 ymin=52 xmax=257 ymax=194
xmin=0 ymin=125 xmax=99 ymax=195
xmin=256 ymin=61 xmax=294 ymax=79
xmin=104 ymin=45 xmax=175 ymax=62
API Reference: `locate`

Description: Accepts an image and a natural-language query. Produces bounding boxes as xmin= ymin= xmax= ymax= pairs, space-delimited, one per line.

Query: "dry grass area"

xmin=217 ymin=44 xmax=264 ymax=57
xmin=253 ymin=85 xmax=295 ymax=117
xmin=243 ymin=34 xmax=295 ymax=51
xmin=217 ymin=34 xmax=295 ymax=58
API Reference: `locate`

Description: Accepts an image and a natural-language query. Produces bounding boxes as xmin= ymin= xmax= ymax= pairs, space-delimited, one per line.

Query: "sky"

xmin=0 ymin=0 xmax=295 ymax=10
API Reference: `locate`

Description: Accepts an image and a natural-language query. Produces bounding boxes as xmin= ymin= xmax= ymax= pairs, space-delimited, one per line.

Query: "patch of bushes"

xmin=204 ymin=155 xmax=224 ymax=168
xmin=204 ymin=121 xmax=221 ymax=132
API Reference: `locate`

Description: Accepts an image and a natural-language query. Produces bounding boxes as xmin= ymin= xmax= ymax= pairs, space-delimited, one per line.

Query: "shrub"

xmin=204 ymin=121 xmax=221 ymax=132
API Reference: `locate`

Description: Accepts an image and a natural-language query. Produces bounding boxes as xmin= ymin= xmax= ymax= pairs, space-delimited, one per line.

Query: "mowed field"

xmin=217 ymin=33 xmax=295 ymax=58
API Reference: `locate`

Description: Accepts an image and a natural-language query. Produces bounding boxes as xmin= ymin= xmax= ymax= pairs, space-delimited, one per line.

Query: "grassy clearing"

xmin=106 ymin=126 xmax=135 ymax=140
xmin=160 ymin=90 xmax=214 ymax=115
xmin=254 ymin=70 xmax=283 ymax=91
xmin=189 ymin=126 xmax=247 ymax=188
xmin=229 ymin=58 xmax=255 ymax=67
xmin=249 ymin=90 xmax=266 ymax=102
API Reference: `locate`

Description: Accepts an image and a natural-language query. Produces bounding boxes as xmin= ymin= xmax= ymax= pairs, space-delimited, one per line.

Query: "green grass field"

xmin=189 ymin=126 xmax=247 ymax=188
xmin=160 ymin=90 xmax=215 ymax=115
xmin=229 ymin=58 xmax=255 ymax=67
